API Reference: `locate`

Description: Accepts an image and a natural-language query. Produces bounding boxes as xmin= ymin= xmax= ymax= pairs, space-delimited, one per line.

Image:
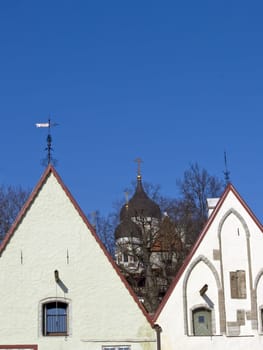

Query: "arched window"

xmin=42 ymin=301 xmax=68 ymax=336
xmin=192 ymin=307 xmax=212 ymax=336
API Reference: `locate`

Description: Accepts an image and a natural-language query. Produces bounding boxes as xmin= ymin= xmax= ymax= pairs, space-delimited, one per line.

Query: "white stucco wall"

xmin=156 ymin=187 xmax=263 ymax=350
xmin=0 ymin=171 xmax=156 ymax=350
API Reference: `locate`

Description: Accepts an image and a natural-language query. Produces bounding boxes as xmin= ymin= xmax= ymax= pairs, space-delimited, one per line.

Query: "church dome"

xmin=120 ymin=175 xmax=161 ymax=221
xmin=115 ymin=215 xmax=142 ymax=240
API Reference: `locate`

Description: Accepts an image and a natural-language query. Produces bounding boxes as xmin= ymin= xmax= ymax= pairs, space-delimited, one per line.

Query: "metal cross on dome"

xmin=36 ymin=117 xmax=58 ymax=166
xmin=134 ymin=157 xmax=143 ymax=177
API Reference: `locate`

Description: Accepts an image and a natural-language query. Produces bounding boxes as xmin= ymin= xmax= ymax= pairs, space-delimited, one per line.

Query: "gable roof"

xmin=152 ymin=183 xmax=263 ymax=322
xmin=0 ymin=164 xmax=154 ymax=327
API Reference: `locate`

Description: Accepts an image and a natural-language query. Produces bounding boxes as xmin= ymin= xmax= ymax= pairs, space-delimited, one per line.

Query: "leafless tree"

xmin=171 ymin=163 xmax=224 ymax=247
xmin=92 ymin=210 xmax=117 ymax=257
xmin=0 ymin=185 xmax=30 ymax=241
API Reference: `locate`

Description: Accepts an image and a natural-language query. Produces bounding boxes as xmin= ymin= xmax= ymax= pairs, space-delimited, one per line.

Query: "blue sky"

xmin=1 ymin=1 xmax=263 ymax=221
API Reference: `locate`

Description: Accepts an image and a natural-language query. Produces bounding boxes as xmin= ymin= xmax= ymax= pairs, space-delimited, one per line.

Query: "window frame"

xmin=39 ymin=297 xmax=72 ymax=337
xmin=102 ymin=346 xmax=130 ymax=350
xmin=43 ymin=301 xmax=68 ymax=336
xmin=191 ymin=306 xmax=213 ymax=336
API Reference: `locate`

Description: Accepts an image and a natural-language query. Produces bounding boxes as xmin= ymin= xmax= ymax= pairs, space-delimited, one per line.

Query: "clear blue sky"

xmin=1 ymin=1 xmax=263 ymax=221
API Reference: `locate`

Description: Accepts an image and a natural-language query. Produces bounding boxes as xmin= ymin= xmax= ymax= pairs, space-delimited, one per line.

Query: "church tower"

xmin=114 ymin=161 xmax=183 ymax=313
xmin=115 ymin=160 xmax=161 ymax=269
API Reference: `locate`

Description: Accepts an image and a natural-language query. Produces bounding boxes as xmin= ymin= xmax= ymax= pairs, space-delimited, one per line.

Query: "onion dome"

xmin=120 ymin=175 xmax=161 ymax=221
xmin=115 ymin=215 xmax=142 ymax=240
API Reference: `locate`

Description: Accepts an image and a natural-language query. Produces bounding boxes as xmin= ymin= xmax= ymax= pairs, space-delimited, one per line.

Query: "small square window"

xmin=198 ymin=316 xmax=205 ymax=323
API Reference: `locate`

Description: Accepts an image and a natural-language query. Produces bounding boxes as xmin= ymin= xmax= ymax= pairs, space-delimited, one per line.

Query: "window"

xmin=192 ymin=307 xmax=212 ymax=336
xmin=123 ymin=252 xmax=129 ymax=263
xmin=42 ymin=301 xmax=68 ymax=336
xmin=120 ymin=253 xmax=137 ymax=266
xmin=230 ymin=270 xmax=246 ymax=299
xmin=103 ymin=347 xmax=130 ymax=350
xmin=129 ymin=255 xmax=135 ymax=263
xmin=260 ymin=308 xmax=263 ymax=332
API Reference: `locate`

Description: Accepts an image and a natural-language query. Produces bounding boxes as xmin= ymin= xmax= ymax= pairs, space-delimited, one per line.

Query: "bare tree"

xmin=169 ymin=163 xmax=224 ymax=248
xmin=177 ymin=163 xmax=223 ymax=218
xmin=93 ymin=210 xmax=117 ymax=257
xmin=0 ymin=185 xmax=30 ymax=241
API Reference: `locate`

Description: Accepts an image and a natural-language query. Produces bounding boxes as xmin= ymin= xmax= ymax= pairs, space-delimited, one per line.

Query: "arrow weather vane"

xmin=36 ymin=117 xmax=58 ymax=166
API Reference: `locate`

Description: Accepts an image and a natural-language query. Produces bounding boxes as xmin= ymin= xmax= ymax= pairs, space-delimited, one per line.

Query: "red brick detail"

xmin=0 ymin=345 xmax=37 ymax=349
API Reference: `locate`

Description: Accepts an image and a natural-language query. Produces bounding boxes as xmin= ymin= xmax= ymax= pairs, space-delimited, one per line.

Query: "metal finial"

xmin=36 ymin=117 xmax=58 ymax=166
xmin=134 ymin=157 xmax=143 ymax=177
xmin=124 ymin=191 xmax=129 ymax=210
xmin=223 ymin=151 xmax=230 ymax=185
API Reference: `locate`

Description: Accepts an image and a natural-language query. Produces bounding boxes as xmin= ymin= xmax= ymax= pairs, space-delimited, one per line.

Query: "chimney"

xmin=207 ymin=198 xmax=220 ymax=217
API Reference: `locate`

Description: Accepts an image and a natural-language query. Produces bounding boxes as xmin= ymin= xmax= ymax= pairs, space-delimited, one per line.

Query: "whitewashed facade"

xmin=154 ymin=184 xmax=263 ymax=350
xmin=0 ymin=166 xmax=156 ymax=350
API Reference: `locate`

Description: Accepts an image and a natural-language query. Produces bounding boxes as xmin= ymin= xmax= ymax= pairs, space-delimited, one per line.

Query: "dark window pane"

xmin=44 ymin=302 xmax=68 ymax=335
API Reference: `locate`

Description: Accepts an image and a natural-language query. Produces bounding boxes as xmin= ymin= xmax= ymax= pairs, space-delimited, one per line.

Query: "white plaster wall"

xmin=156 ymin=188 xmax=263 ymax=350
xmin=0 ymin=173 xmax=155 ymax=350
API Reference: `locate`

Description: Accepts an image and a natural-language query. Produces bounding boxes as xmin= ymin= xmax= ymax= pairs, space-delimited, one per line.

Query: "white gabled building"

xmin=0 ymin=165 xmax=157 ymax=350
xmin=154 ymin=183 xmax=263 ymax=350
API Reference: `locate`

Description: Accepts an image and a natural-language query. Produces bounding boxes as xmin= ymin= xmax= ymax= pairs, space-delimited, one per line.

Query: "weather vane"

xmin=223 ymin=151 xmax=231 ymax=185
xmin=36 ymin=117 xmax=58 ymax=166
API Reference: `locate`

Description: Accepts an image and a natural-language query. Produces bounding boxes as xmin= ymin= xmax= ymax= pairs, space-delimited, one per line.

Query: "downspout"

xmin=154 ymin=324 xmax=162 ymax=350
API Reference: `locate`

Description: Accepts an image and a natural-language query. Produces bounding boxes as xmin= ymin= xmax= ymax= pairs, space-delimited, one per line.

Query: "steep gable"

xmin=154 ymin=184 xmax=263 ymax=322
xmin=0 ymin=165 xmax=155 ymax=348
xmin=153 ymin=184 xmax=263 ymax=350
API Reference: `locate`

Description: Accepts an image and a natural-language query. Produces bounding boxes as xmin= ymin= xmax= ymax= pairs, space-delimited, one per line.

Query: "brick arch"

xmin=183 ymin=255 xmax=222 ymax=335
